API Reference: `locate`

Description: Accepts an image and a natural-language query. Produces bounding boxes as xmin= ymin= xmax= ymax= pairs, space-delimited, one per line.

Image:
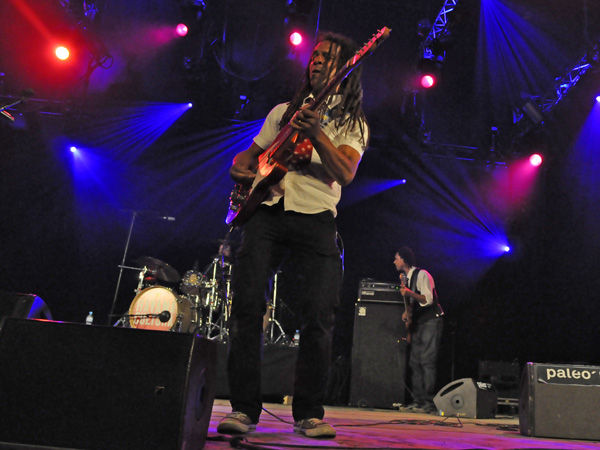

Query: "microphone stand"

xmin=107 ymin=211 xmax=138 ymax=325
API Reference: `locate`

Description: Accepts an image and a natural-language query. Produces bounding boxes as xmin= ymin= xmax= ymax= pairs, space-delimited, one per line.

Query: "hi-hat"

xmin=136 ymin=256 xmax=180 ymax=283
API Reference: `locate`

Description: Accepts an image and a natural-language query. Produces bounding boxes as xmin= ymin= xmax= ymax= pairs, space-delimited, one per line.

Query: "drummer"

xmin=216 ymin=240 xmax=233 ymax=268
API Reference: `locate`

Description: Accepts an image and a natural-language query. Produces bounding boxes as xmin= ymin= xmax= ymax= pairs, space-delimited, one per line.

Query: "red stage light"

xmin=175 ymin=23 xmax=188 ymax=37
xmin=420 ymin=74 xmax=436 ymax=89
xmin=529 ymin=153 xmax=543 ymax=167
xmin=55 ymin=46 xmax=70 ymax=60
xmin=289 ymin=31 xmax=303 ymax=46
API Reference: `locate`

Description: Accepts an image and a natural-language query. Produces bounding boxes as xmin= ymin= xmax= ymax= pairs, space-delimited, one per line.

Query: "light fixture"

xmin=529 ymin=153 xmax=543 ymax=167
xmin=55 ymin=46 xmax=71 ymax=61
xmin=175 ymin=23 xmax=189 ymax=37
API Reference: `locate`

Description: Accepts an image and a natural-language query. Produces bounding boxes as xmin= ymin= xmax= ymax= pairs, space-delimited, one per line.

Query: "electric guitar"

xmin=400 ymin=272 xmax=413 ymax=344
xmin=225 ymin=26 xmax=391 ymax=226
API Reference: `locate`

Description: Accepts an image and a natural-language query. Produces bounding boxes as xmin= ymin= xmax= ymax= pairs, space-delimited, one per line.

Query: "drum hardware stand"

xmin=201 ymin=228 xmax=236 ymax=341
xmin=108 ymin=210 xmax=139 ymax=325
xmin=202 ymin=258 xmax=229 ymax=341
xmin=108 ymin=263 xmax=148 ymax=327
xmin=265 ymin=271 xmax=287 ymax=344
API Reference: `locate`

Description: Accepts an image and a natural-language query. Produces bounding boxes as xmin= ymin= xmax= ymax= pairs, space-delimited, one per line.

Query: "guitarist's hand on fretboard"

xmin=290 ymin=108 xmax=321 ymax=139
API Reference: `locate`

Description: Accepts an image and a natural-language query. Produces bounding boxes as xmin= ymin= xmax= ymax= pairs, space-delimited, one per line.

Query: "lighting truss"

xmin=421 ymin=0 xmax=459 ymax=62
xmin=540 ymin=58 xmax=591 ymax=113
xmin=513 ymin=41 xmax=599 ymax=131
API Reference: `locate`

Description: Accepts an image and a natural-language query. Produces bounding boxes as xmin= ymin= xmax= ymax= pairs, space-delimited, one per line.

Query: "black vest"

xmin=409 ymin=268 xmax=444 ymax=325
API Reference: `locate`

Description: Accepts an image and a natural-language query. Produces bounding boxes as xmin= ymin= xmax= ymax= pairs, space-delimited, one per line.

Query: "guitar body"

xmin=229 ymin=162 xmax=288 ymax=225
xmin=226 ymin=125 xmax=301 ymax=226
xmin=225 ymin=26 xmax=391 ymax=226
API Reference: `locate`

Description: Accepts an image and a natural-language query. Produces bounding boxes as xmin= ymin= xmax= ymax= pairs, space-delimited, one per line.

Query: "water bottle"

xmin=85 ymin=311 xmax=94 ymax=325
xmin=294 ymin=329 xmax=300 ymax=346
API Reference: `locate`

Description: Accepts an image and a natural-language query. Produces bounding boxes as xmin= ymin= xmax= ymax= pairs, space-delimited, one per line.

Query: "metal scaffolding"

xmin=513 ymin=40 xmax=599 ymax=134
xmin=421 ymin=0 xmax=460 ymax=63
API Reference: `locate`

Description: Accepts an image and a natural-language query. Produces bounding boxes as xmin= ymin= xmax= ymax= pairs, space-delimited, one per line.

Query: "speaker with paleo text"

xmin=433 ymin=378 xmax=497 ymax=418
xmin=519 ymin=362 xmax=600 ymax=440
xmin=0 ymin=317 xmax=216 ymax=450
xmin=349 ymin=281 xmax=408 ymax=409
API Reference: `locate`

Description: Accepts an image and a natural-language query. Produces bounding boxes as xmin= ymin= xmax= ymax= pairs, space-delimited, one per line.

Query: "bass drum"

xmin=128 ymin=286 xmax=195 ymax=332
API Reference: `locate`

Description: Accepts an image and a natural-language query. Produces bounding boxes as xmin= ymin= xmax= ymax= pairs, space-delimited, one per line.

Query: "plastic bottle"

xmin=85 ymin=311 xmax=94 ymax=325
xmin=294 ymin=329 xmax=300 ymax=346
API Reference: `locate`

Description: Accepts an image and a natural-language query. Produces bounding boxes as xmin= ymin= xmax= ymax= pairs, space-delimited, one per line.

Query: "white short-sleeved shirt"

xmin=252 ymin=97 xmax=368 ymax=216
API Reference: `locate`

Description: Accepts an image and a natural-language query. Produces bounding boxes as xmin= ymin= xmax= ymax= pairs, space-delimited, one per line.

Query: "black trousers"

xmin=409 ymin=316 xmax=443 ymax=409
xmin=227 ymin=203 xmax=341 ymax=423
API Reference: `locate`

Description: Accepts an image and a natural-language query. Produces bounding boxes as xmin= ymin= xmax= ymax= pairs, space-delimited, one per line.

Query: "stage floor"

xmin=205 ymin=399 xmax=600 ymax=450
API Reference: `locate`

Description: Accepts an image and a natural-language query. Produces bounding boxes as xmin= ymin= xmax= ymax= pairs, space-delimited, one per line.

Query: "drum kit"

xmin=118 ymin=255 xmax=233 ymax=340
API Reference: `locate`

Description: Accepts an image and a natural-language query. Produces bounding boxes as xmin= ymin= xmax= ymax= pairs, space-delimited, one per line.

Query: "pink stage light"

xmin=289 ymin=31 xmax=303 ymax=46
xmin=420 ymin=74 xmax=436 ymax=89
xmin=529 ymin=153 xmax=543 ymax=167
xmin=175 ymin=23 xmax=188 ymax=37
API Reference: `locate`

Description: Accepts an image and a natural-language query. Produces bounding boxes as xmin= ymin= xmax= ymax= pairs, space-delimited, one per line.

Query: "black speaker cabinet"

xmin=519 ymin=362 xmax=600 ymax=440
xmin=0 ymin=291 xmax=53 ymax=320
xmin=349 ymin=298 xmax=407 ymax=409
xmin=433 ymin=378 xmax=497 ymax=418
xmin=0 ymin=318 xmax=216 ymax=450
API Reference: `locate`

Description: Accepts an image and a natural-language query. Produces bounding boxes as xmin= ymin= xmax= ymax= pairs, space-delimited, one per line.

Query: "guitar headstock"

xmin=352 ymin=27 xmax=391 ymax=63
xmin=400 ymin=271 xmax=408 ymax=288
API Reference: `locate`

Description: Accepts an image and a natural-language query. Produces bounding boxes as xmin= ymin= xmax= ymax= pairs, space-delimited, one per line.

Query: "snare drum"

xmin=128 ymin=286 xmax=194 ymax=332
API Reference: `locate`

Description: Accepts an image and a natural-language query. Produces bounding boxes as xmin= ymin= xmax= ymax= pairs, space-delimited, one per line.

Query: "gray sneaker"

xmin=217 ymin=412 xmax=257 ymax=435
xmin=294 ymin=418 xmax=336 ymax=438
xmin=399 ymin=402 xmax=421 ymax=412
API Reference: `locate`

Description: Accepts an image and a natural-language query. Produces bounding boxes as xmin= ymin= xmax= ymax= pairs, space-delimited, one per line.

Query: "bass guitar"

xmin=400 ymin=272 xmax=412 ymax=344
xmin=225 ymin=26 xmax=391 ymax=226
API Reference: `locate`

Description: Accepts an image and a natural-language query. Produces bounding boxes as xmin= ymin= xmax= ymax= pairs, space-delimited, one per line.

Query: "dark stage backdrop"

xmin=2 ymin=92 xmax=600 ymax=390
xmin=1 ymin=0 xmax=600 ymax=396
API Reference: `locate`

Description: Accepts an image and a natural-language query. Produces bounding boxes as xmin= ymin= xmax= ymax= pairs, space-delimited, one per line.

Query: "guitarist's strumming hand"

xmin=229 ymin=142 xmax=263 ymax=186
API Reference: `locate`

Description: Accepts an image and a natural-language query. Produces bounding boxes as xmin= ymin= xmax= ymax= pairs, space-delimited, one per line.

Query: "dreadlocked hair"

xmin=279 ymin=31 xmax=369 ymax=146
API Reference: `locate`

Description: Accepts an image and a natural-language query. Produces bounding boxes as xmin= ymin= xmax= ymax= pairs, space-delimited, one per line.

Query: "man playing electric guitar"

xmin=218 ymin=31 xmax=374 ymax=439
xmin=394 ymin=247 xmax=444 ymax=415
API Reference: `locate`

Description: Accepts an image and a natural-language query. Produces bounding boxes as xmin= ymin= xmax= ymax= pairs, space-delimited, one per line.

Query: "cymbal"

xmin=135 ymin=256 xmax=181 ymax=283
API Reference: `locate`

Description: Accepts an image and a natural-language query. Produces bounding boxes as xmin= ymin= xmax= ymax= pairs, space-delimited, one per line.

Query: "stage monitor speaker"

xmin=0 ymin=317 xmax=216 ymax=450
xmin=0 ymin=291 xmax=52 ymax=320
xmin=519 ymin=362 xmax=600 ymax=440
xmin=349 ymin=298 xmax=407 ymax=409
xmin=433 ymin=378 xmax=497 ymax=418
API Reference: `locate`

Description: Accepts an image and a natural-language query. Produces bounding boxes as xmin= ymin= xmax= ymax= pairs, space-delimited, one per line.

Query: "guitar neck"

xmin=309 ymin=62 xmax=356 ymax=113
xmin=308 ymin=27 xmax=391 ymax=114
